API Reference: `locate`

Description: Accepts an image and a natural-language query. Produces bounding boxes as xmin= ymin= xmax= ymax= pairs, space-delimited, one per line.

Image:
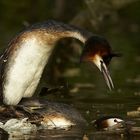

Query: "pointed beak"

xmin=100 ymin=60 xmax=114 ymax=90
xmin=93 ymin=55 xmax=114 ymax=90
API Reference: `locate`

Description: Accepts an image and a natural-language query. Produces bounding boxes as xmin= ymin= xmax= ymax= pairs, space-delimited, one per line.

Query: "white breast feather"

xmin=3 ymin=37 xmax=53 ymax=105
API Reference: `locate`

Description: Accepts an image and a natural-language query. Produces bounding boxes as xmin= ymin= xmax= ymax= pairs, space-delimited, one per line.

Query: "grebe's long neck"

xmin=1 ymin=20 xmax=93 ymax=105
xmin=28 ymin=20 xmax=93 ymax=44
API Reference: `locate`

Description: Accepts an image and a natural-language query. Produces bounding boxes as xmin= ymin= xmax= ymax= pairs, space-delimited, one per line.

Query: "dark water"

xmin=3 ymin=88 xmax=139 ymax=140
xmin=44 ymin=87 xmax=140 ymax=140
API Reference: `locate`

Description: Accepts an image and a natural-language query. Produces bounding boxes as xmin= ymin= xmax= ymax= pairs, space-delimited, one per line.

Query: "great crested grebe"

xmin=0 ymin=20 xmax=117 ymax=106
xmin=94 ymin=116 xmax=124 ymax=130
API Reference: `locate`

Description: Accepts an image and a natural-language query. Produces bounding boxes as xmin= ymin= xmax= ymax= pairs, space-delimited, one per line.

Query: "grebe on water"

xmin=0 ymin=20 xmax=119 ymax=134
xmin=0 ymin=20 xmax=116 ymax=106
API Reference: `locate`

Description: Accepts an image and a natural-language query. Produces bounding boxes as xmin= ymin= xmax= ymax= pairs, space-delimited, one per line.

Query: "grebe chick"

xmin=0 ymin=20 xmax=118 ymax=105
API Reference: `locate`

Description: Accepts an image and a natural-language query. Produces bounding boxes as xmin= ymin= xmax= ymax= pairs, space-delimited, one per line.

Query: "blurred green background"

xmin=0 ymin=0 xmax=140 ymax=124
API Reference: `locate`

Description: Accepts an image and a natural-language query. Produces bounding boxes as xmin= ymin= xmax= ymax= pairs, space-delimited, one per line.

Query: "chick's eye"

xmin=102 ymin=55 xmax=111 ymax=65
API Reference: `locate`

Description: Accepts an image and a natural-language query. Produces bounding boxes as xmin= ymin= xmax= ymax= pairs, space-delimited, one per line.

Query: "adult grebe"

xmin=0 ymin=20 xmax=117 ymax=106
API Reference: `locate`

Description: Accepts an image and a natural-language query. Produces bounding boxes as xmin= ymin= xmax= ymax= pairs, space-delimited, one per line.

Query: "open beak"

xmin=81 ymin=54 xmax=114 ymax=90
xmin=100 ymin=60 xmax=114 ymax=90
xmin=92 ymin=55 xmax=114 ymax=90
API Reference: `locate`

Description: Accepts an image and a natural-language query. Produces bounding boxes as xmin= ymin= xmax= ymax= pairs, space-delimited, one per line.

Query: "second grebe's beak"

xmin=93 ymin=55 xmax=114 ymax=90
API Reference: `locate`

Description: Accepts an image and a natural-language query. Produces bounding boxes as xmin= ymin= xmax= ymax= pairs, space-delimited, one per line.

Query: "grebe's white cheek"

xmin=106 ymin=118 xmax=123 ymax=127
xmin=92 ymin=54 xmax=102 ymax=71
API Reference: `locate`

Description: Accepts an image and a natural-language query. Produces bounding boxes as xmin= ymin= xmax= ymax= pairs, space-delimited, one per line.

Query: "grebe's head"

xmin=81 ymin=36 xmax=120 ymax=90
